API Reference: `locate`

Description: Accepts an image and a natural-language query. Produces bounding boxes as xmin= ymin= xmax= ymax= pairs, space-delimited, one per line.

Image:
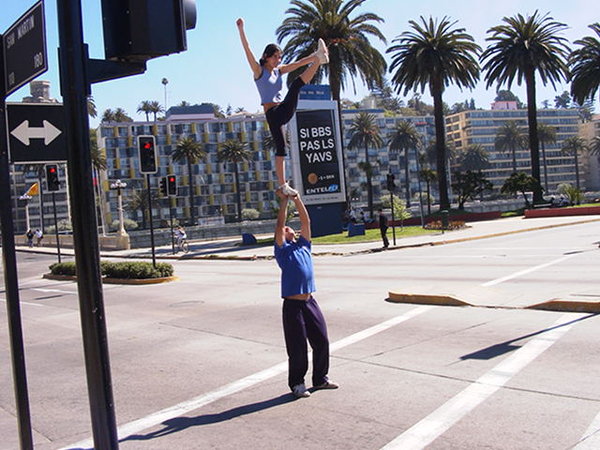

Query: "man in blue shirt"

xmin=274 ymin=191 xmax=338 ymax=398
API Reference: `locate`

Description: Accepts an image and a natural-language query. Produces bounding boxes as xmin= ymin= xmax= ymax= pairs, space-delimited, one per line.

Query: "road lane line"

xmin=63 ymin=305 xmax=434 ymax=449
xmin=575 ymin=409 xmax=600 ymax=449
xmin=0 ymin=297 xmax=45 ymax=307
xmin=481 ymin=254 xmax=578 ymax=287
xmin=380 ymin=313 xmax=583 ymax=450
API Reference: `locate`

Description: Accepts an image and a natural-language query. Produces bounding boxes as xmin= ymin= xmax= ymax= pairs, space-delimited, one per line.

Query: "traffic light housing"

xmin=159 ymin=177 xmax=168 ymax=197
xmin=386 ymin=173 xmax=395 ymax=191
xmin=138 ymin=135 xmax=158 ymax=174
xmin=46 ymin=165 xmax=60 ymax=191
xmin=167 ymin=175 xmax=177 ymax=195
xmin=101 ymin=0 xmax=197 ymax=62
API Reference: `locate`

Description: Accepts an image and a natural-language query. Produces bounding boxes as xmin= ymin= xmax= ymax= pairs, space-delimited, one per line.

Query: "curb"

xmin=527 ymin=300 xmax=600 ymax=314
xmin=387 ymin=292 xmax=471 ymax=307
xmin=42 ymin=273 xmax=178 ymax=285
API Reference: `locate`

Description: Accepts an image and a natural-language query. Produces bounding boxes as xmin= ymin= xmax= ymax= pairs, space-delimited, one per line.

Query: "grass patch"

xmin=312 ymin=226 xmax=437 ymax=244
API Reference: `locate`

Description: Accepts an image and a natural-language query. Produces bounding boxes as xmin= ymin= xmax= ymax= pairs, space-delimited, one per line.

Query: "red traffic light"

xmin=168 ymin=176 xmax=175 ymax=182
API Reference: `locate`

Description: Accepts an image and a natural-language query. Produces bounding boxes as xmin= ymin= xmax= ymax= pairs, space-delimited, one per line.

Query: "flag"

xmin=24 ymin=183 xmax=39 ymax=196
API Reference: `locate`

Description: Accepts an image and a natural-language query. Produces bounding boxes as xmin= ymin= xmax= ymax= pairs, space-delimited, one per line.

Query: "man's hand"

xmin=275 ymin=189 xmax=288 ymax=200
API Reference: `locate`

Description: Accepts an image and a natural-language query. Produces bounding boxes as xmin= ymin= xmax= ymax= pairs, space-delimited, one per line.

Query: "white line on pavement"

xmin=0 ymin=297 xmax=45 ymax=307
xmin=63 ymin=305 xmax=434 ymax=450
xmin=380 ymin=312 xmax=584 ymax=450
xmin=32 ymin=288 xmax=77 ymax=295
xmin=574 ymin=409 xmax=600 ymax=449
xmin=481 ymin=253 xmax=578 ymax=286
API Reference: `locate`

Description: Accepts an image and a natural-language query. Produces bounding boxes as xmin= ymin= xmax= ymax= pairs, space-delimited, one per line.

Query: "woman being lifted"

xmin=236 ymin=17 xmax=328 ymax=197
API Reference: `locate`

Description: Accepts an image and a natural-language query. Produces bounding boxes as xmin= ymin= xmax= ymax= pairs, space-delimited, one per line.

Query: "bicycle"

xmin=177 ymin=238 xmax=189 ymax=253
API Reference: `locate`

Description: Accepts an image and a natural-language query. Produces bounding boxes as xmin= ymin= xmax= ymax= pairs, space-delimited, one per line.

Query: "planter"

xmin=43 ymin=273 xmax=178 ymax=285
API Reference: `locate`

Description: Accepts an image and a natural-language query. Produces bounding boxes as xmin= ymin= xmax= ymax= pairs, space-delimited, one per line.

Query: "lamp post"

xmin=19 ymin=195 xmax=32 ymax=231
xmin=162 ymin=78 xmax=168 ymax=111
xmin=110 ymin=180 xmax=127 ymax=236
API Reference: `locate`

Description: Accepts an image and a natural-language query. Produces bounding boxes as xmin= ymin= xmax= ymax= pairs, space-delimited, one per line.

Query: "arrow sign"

xmin=7 ymin=103 xmax=67 ymax=163
xmin=11 ymin=120 xmax=62 ymax=146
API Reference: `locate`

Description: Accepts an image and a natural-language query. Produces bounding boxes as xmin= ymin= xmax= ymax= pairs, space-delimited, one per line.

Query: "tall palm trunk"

xmin=187 ymin=159 xmax=196 ymax=225
xmin=541 ymin=141 xmax=549 ymax=192
xmin=511 ymin=148 xmax=517 ymax=173
xmin=431 ymin=82 xmax=450 ymax=210
xmin=525 ymin=68 xmax=543 ymax=202
xmin=574 ymin=151 xmax=580 ymax=192
xmin=234 ymin=163 xmax=242 ymax=222
xmin=403 ymin=148 xmax=411 ymax=207
xmin=365 ymin=145 xmax=373 ymax=218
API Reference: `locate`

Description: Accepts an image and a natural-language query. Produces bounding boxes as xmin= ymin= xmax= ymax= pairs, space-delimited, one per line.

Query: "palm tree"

xmin=347 ymin=112 xmax=383 ymax=218
xmin=124 ymin=189 xmax=160 ymax=229
xmin=87 ymin=96 xmax=97 ymax=118
xmin=418 ymin=168 xmax=437 ymax=215
xmin=457 ymin=144 xmax=490 ymax=172
xmin=137 ymin=101 xmax=153 ymax=121
xmin=113 ymin=108 xmax=132 ymax=122
xmin=101 ymin=109 xmax=116 ymax=123
xmin=276 ymin=0 xmax=387 ymax=102
xmin=171 ymin=137 xmax=207 ymax=225
xmin=570 ymin=23 xmax=600 ymax=105
xmin=494 ymin=121 xmax=527 ymax=174
xmin=217 ymin=140 xmax=253 ymax=222
xmin=561 ymin=136 xmax=588 ymax=192
xmin=149 ymin=101 xmax=164 ymax=121
xmin=537 ymin=123 xmax=557 ymax=192
xmin=481 ymin=11 xmax=570 ymax=204
xmin=388 ymin=120 xmax=421 ymax=207
xmin=387 ymin=16 xmax=481 ymax=211
xmin=591 ymin=136 xmax=600 ymax=156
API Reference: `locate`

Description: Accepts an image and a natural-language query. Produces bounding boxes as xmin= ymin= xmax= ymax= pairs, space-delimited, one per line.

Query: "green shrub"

xmin=424 ymin=220 xmax=466 ymax=230
xmin=49 ymin=261 xmax=173 ymax=279
xmin=49 ymin=262 xmax=77 ymax=276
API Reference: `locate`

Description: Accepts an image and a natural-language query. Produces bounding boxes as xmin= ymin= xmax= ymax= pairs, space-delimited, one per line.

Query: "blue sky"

xmin=2 ymin=0 xmax=596 ymax=128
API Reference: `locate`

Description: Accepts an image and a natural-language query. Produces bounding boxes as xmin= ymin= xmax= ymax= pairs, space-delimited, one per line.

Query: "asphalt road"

xmin=1 ymin=221 xmax=599 ymax=449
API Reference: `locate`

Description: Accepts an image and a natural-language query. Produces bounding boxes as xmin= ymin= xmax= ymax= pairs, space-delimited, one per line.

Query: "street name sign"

xmin=8 ymin=103 xmax=67 ymax=163
xmin=3 ymin=1 xmax=48 ymax=96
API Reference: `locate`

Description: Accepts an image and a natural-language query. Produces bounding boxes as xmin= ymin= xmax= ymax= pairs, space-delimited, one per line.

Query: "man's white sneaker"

xmin=292 ymin=383 xmax=311 ymax=398
xmin=315 ymin=38 xmax=329 ymax=64
xmin=278 ymin=182 xmax=298 ymax=197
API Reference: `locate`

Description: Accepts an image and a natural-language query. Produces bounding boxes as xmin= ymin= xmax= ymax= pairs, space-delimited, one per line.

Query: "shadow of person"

xmin=123 ymin=393 xmax=295 ymax=443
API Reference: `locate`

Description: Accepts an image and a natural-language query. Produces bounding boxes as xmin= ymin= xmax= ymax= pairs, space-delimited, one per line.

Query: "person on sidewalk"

xmin=237 ymin=17 xmax=328 ymax=197
xmin=378 ymin=208 xmax=389 ymax=248
xmin=26 ymin=229 xmax=34 ymax=248
xmin=274 ymin=190 xmax=338 ymax=399
xmin=35 ymin=229 xmax=43 ymax=247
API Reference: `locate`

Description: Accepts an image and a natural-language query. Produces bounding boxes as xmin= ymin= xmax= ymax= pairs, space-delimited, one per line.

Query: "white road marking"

xmin=62 ymin=305 xmax=434 ymax=450
xmin=481 ymin=253 xmax=578 ymax=286
xmin=380 ymin=313 xmax=583 ymax=450
xmin=0 ymin=297 xmax=45 ymax=307
xmin=574 ymin=409 xmax=600 ymax=449
xmin=32 ymin=288 xmax=77 ymax=295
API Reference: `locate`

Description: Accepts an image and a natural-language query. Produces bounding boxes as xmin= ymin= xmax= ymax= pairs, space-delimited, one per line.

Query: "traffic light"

xmin=138 ymin=135 xmax=158 ymax=174
xmin=167 ymin=175 xmax=177 ymax=196
xmin=159 ymin=177 xmax=168 ymax=197
xmin=46 ymin=165 xmax=60 ymax=191
xmin=386 ymin=173 xmax=395 ymax=191
xmin=101 ymin=0 xmax=197 ymax=62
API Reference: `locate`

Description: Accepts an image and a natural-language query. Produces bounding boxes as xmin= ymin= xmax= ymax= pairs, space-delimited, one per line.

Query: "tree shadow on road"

xmin=122 ymin=393 xmax=296 ymax=443
xmin=459 ymin=313 xmax=597 ymax=361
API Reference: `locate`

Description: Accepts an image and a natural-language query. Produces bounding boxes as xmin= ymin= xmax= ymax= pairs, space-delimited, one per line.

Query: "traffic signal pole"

xmin=147 ymin=174 xmax=157 ymax=267
xmin=0 ymin=35 xmax=34 ymax=450
xmin=56 ymin=1 xmax=118 ymax=448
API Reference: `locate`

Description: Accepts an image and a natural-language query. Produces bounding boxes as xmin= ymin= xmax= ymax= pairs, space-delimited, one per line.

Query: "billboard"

xmin=289 ymin=100 xmax=346 ymax=205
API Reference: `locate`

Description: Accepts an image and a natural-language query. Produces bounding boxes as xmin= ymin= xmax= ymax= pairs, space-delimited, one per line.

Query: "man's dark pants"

xmin=282 ymin=296 xmax=330 ymax=389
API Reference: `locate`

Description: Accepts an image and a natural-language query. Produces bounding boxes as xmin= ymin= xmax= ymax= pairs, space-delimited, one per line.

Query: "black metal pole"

xmin=0 ymin=35 xmax=34 ymax=450
xmin=146 ymin=174 xmax=156 ymax=267
xmin=56 ymin=1 xmax=118 ymax=448
xmin=390 ymin=189 xmax=396 ymax=246
xmin=169 ymin=201 xmax=175 ymax=254
xmin=52 ymin=191 xmax=61 ymax=263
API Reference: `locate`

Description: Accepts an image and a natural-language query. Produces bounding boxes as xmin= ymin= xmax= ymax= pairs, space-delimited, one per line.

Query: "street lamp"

xmin=18 ymin=194 xmax=32 ymax=231
xmin=162 ymin=78 xmax=169 ymax=111
xmin=110 ymin=179 xmax=128 ymax=236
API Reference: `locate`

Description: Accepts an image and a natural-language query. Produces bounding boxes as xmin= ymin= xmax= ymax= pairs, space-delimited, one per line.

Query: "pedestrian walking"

xmin=274 ymin=190 xmax=338 ymax=398
xmin=378 ymin=208 xmax=389 ymax=248
xmin=26 ymin=229 xmax=34 ymax=248
xmin=35 ymin=229 xmax=43 ymax=247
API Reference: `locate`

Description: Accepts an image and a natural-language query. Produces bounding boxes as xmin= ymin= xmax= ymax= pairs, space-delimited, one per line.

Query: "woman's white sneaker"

xmin=292 ymin=383 xmax=311 ymax=398
xmin=315 ymin=38 xmax=329 ymax=64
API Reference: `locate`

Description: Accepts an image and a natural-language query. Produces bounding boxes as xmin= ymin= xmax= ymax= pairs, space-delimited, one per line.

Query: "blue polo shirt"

xmin=274 ymin=236 xmax=316 ymax=298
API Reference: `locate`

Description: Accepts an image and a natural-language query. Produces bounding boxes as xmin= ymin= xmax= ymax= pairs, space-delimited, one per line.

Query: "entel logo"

xmin=328 ymin=184 xmax=339 ymax=192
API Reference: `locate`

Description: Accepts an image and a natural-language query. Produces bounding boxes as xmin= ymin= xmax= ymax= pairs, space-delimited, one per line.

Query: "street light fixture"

xmin=18 ymin=194 xmax=32 ymax=231
xmin=110 ymin=179 xmax=128 ymax=236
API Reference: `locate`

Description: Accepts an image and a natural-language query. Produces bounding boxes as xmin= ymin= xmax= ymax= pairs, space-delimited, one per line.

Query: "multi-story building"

xmin=446 ymin=103 xmax=582 ymax=195
xmin=580 ymin=114 xmax=600 ymax=191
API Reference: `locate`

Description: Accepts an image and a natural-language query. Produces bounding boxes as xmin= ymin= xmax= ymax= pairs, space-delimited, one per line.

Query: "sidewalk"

xmin=15 ymin=214 xmax=600 ymax=261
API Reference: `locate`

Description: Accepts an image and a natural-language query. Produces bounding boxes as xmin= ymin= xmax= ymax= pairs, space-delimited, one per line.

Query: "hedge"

xmin=49 ymin=261 xmax=174 ymax=279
